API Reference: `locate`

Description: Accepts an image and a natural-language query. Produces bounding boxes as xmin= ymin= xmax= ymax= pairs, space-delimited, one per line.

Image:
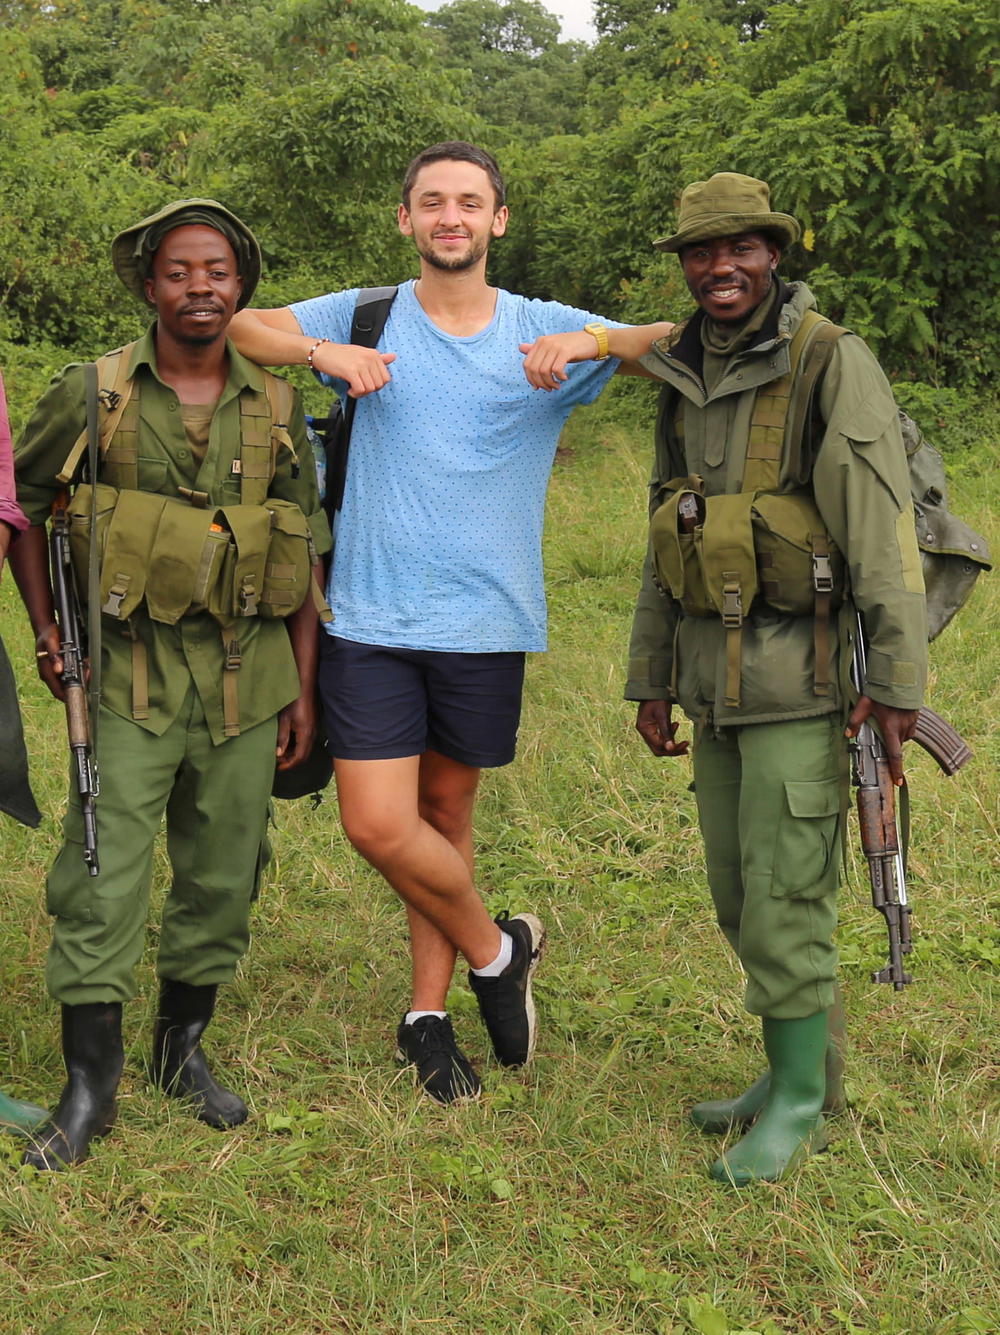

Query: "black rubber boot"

xmin=23 ymin=1002 xmax=124 ymax=1171
xmin=152 ymin=981 xmax=248 ymax=1129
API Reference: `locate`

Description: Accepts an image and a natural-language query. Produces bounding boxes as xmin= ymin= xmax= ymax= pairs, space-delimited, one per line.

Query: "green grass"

xmin=0 ymin=397 xmax=997 ymax=1334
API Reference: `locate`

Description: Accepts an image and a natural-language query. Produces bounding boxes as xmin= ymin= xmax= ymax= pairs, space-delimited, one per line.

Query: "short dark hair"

xmin=401 ymin=142 xmax=506 ymax=212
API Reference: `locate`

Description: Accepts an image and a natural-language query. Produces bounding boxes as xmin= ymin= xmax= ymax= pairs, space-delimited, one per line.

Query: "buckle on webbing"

xmin=721 ymin=577 xmax=743 ymax=627
xmin=812 ymin=552 xmax=834 ymax=593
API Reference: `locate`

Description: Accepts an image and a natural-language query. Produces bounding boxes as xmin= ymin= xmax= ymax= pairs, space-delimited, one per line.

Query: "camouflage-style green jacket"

xmin=625 ymin=282 xmax=927 ymax=726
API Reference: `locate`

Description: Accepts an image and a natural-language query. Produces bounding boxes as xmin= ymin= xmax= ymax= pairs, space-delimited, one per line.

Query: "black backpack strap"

xmin=327 ymin=285 xmax=398 ymax=515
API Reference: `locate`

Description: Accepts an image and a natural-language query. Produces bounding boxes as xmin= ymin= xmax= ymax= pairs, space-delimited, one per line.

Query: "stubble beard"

xmin=415 ymin=233 xmax=490 ymax=273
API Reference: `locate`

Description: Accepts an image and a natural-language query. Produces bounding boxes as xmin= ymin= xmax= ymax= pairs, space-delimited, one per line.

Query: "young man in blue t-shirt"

xmin=230 ymin=142 xmax=669 ymax=1103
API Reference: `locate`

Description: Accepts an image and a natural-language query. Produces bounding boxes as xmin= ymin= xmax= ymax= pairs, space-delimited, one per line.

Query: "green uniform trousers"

xmin=692 ymin=714 xmax=843 ymax=1019
xmin=46 ymin=686 xmax=277 ymax=1005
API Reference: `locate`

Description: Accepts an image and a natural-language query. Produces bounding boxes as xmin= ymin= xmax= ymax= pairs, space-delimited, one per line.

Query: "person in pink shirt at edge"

xmin=0 ymin=368 xmax=48 ymax=1138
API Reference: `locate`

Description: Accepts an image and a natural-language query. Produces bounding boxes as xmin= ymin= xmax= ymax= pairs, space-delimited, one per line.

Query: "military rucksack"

xmin=901 ymin=413 xmax=990 ymax=640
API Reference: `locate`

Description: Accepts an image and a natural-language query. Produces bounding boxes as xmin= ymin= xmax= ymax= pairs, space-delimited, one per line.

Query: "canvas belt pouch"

xmin=699 ymin=494 xmax=759 ymax=709
xmin=751 ymin=490 xmax=845 ymax=616
xmin=66 ymin=485 xmax=314 ymax=625
xmin=219 ymin=505 xmax=270 ymax=620
xmin=256 ymin=498 xmax=314 ymax=619
xmin=649 ymin=476 xmax=715 ymax=617
xmin=67 ymin=483 xmax=120 ymax=603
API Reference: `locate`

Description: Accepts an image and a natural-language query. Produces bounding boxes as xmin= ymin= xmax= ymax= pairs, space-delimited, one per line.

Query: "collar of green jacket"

xmin=127 ymin=324 xmax=269 ymax=399
xmin=647 ymin=279 xmax=816 ymax=380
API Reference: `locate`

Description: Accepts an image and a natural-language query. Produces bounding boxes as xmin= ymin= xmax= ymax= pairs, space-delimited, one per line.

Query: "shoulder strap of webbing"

xmin=237 ymin=370 xmax=298 ymax=505
xmin=56 ymin=344 xmax=140 ymax=485
xmin=783 ymin=314 xmax=848 ymax=485
xmin=263 ymin=373 xmax=295 ymax=445
xmin=742 ymin=310 xmax=838 ymax=492
xmin=57 ymin=344 xmax=139 ymax=485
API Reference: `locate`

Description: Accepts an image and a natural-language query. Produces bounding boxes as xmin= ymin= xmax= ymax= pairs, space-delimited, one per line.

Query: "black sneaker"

xmin=395 ymin=1015 xmax=482 ymax=1105
xmin=468 ymin=912 xmax=546 ymax=1068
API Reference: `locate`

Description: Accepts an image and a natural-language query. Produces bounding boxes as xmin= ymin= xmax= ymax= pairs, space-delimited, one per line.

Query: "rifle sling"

xmin=84 ymin=364 xmax=102 ymax=747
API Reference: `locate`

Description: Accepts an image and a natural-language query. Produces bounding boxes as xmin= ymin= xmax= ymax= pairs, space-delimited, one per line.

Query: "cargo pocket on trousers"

xmin=770 ymin=777 xmax=842 ymax=901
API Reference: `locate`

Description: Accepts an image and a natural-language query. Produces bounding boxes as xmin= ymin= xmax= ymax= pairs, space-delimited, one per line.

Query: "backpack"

xmin=307 ymin=285 xmax=398 ymax=524
xmin=901 ymin=413 xmax=991 ymax=640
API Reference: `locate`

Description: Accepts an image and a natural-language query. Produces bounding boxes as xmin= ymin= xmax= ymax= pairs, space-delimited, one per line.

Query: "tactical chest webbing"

xmin=655 ymin=311 xmax=847 ymax=708
xmin=58 ymin=344 xmax=307 ymax=737
xmin=57 ymin=342 xmax=297 ymax=506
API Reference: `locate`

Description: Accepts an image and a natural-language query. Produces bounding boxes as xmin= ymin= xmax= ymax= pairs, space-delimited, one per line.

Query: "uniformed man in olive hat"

xmin=619 ymin=173 xmax=927 ymax=1184
xmin=10 ymin=199 xmax=330 ymax=1169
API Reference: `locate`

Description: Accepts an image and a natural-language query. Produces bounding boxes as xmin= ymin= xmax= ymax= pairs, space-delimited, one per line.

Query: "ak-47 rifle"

xmin=49 ymin=491 xmax=99 ymax=876
xmin=849 ymin=610 xmax=970 ymax=989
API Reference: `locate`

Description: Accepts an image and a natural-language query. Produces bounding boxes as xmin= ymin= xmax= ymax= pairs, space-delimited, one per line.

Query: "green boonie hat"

xmin=111 ymin=198 xmax=262 ymax=309
xmin=654 ymin=172 xmax=800 ymax=253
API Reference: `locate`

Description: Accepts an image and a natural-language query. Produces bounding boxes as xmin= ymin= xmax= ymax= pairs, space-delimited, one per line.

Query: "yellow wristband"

xmin=584 ymin=322 xmax=609 ymax=360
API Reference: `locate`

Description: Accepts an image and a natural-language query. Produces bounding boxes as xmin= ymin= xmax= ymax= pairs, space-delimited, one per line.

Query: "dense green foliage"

xmin=0 ymin=0 xmax=997 ymax=397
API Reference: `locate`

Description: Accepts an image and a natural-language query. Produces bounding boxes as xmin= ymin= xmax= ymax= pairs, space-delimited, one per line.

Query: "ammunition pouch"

xmin=67 ymin=484 xmax=320 ymax=626
xmin=649 ymin=480 xmax=845 ymax=706
xmin=751 ymin=491 xmax=845 ymax=617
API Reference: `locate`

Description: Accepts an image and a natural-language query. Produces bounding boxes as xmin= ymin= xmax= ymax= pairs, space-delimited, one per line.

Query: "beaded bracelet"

xmin=306 ymin=338 xmax=329 ymax=370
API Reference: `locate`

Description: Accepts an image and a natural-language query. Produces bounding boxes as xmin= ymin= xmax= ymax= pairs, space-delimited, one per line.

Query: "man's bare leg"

xmin=405 ymin=750 xmax=480 ymax=1010
xmin=334 ymin=754 xmax=501 ymax=970
xmin=336 ymin=751 xmax=500 ymax=1102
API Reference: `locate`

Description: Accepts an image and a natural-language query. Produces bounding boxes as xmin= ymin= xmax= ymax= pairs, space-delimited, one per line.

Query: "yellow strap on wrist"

xmin=584 ymin=322 xmax=609 ymax=360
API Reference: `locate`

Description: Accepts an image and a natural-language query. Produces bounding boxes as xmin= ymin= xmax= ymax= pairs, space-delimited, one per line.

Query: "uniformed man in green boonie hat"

xmin=10 ymin=199 xmax=330 ymax=1170
xmin=618 ymin=172 xmax=928 ymax=1186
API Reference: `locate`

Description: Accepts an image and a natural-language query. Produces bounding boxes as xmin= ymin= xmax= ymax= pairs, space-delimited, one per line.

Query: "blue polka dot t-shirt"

xmin=292 ymin=280 xmax=620 ymax=652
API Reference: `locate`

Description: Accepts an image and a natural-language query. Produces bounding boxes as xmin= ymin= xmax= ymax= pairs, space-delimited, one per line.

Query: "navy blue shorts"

xmin=318 ymin=636 xmax=526 ymax=767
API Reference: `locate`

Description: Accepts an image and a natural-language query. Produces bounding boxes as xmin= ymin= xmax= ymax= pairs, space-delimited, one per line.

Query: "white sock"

xmin=405 ymin=1010 xmax=447 ymax=1026
xmin=470 ymin=930 xmax=513 ymax=978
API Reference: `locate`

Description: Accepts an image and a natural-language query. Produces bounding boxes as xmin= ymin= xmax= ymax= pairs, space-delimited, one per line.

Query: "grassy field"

xmin=0 ymin=389 xmax=997 ymax=1334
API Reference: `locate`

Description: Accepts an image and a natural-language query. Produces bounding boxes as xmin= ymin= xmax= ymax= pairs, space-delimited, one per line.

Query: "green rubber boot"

xmin=0 ymin=1087 xmax=49 ymax=1137
xmin=709 ymin=1011 xmax=830 ymax=1187
xmin=691 ymin=986 xmax=846 ymax=1134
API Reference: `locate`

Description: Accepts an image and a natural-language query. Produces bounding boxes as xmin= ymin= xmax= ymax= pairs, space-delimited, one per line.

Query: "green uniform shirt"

xmin=626 ymin=283 xmax=927 ymax=723
xmin=16 ymin=329 xmax=332 ymax=745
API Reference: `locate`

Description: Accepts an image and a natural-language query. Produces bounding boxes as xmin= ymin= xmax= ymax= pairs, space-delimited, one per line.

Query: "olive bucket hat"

xmin=654 ymin=173 xmax=800 ymax=253
xmin=111 ymin=198 xmax=262 ymax=308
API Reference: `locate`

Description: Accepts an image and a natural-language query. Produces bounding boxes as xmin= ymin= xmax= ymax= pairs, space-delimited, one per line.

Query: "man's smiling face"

xmin=397 ymin=158 xmax=508 ymax=273
xmin=144 ymin=224 xmax=242 ymax=346
xmin=680 ymin=231 xmax=780 ymax=324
